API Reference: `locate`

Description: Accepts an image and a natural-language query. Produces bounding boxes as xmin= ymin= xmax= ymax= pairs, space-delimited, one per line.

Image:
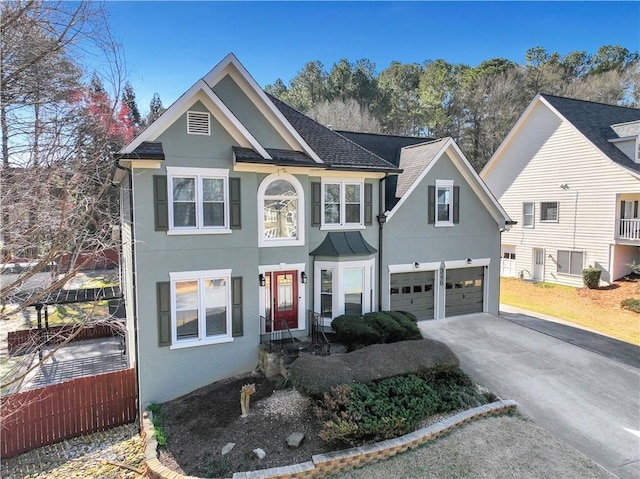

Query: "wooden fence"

xmin=0 ymin=368 xmax=137 ymax=458
xmin=7 ymin=323 xmax=120 ymax=355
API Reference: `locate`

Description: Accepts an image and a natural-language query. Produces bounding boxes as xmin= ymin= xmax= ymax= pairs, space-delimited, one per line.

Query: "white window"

xmin=435 ymin=180 xmax=454 ymax=226
xmin=167 ymin=167 xmax=230 ymax=234
xmin=170 ymin=269 xmax=232 ymax=348
xmin=314 ymin=259 xmax=375 ymax=325
xmin=322 ymin=180 xmax=364 ymax=228
xmin=557 ymin=250 xmax=584 ymax=276
xmin=257 ymin=173 xmax=304 ymax=247
xmin=523 ymin=202 xmax=534 ymax=228
xmin=540 ymin=202 xmax=559 ymax=222
xmin=187 ymin=111 xmax=210 ymax=135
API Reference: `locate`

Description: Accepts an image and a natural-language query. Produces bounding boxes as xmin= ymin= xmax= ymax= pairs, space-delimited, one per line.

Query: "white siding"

xmin=485 ymin=102 xmax=640 ymax=286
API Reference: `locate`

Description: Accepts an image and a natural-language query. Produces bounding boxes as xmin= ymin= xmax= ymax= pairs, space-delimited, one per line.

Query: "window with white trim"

xmin=523 ymin=202 xmax=534 ymax=228
xmin=187 ymin=111 xmax=210 ymax=135
xmin=436 ymin=180 xmax=453 ymax=225
xmin=170 ymin=269 xmax=232 ymax=347
xmin=314 ymin=259 xmax=374 ymax=322
xmin=258 ymin=173 xmax=304 ymax=247
xmin=322 ymin=180 xmax=363 ymax=228
xmin=167 ymin=167 xmax=230 ymax=233
xmin=557 ymin=250 xmax=584 ymax=275
xmin=540 ymin=202 xmax=558 ymax=222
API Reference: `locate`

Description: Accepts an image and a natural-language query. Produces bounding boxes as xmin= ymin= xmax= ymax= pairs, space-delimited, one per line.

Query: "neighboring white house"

xmin=481 ymin=93 xmax=640 ymax=287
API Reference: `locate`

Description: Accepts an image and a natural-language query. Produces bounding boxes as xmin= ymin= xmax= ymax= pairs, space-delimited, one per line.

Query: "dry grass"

xmin=501 ymin=277 xmax=640 ymax=346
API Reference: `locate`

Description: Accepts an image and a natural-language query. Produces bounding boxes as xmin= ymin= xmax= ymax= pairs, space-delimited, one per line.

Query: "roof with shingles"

xmin=117 ymin=142 xmax=164 ymax=160
xmin=233 ymin=146 xmax=316 ymax=166
xmin=335 ymin=131 xmax=432 ymax=167
xmin=266 ymin=94 xmax=400 ymax=172
xmin=541 ymin=94 xmax=640 ymax=174
xmin=396 ymin=138 xmax=449 ymax=199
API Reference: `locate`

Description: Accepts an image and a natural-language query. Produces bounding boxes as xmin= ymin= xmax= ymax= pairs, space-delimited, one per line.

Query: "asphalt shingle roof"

xmin=233 ymin=147 xmax=316 ymax=166
xmin=396 ymin=138 xmax=449 ymax=199
xmin=266 ymin=94 xmax=400 ymax=172
xmin=117 ymin=142 xmax=164 ymax=160
xmin=336 ymin=131 xmax=432 ymax=210
xmin=541 ymin=94 xmax=640 ymax=174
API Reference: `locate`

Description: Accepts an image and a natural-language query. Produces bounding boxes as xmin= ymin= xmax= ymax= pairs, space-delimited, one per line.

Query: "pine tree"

xmin=122 ymin=82 xmax=141 ymax=130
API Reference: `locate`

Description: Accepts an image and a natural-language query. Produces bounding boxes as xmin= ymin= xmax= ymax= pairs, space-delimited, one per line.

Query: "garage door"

xmin=390 ymin=271 xmax=435 ymax=320
xmin=445 ymin=267 xmax=484 ymax=316
xmin=501 ymin=245 xmax=517 ymax=277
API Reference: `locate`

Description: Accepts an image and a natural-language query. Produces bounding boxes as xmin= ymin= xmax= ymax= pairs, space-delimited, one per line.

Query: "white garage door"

xmin=445 ymin=267 xmax=484 ymax=316
xmin=390 ymin=271 xmax=435 ymax=320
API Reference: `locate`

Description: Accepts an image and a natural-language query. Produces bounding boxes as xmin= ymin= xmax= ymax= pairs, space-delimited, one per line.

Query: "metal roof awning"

xmin=310 ymin=231 xmax=377 ymax=257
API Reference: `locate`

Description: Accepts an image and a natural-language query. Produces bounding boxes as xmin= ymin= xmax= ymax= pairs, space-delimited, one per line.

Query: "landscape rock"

xmin=253 ymin=448 xmax=266 ymax=459
xmin=289 ymin=339 xmax=459 ymax=398
xmin=221 ymin=442 xmax=235 ymax=455
xmin=286 ymin=433 xmax=305 ymax=448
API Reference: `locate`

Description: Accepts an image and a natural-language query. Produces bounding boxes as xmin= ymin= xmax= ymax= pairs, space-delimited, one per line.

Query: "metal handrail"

xmin=309 ymin=310 xmax=331 ymax=356
xmin=260 ymin=315 xmax=301 ymax=355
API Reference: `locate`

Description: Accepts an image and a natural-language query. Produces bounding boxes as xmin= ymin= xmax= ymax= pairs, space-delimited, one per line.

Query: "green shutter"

xmin=428 ymin=185 xmax=435 ymax=224
xmin=231 ymin=277 xmax=243 ymax=337
xmin=153 ymin=175 xmax=169 ymax=231
xmin=311 ymin=182 xmax=321 ymax=226
xmin=453 ymin=186 xmax=460 ymax=224
xmin=364 ymin=183 xmax=373 ymax=225
xmin=157 ymin=282 xmax=171 ymax=346
xmin=230 ymin=177 xmax=241 ymax=229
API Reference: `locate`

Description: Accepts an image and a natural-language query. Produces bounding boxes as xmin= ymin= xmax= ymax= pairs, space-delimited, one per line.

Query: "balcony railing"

xmin=618 ymin=218 xmax=640 ymax=241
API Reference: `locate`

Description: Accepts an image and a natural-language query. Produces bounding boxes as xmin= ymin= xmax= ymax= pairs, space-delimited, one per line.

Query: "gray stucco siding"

xmin=159 ymin=101 xmax=241 ymax=160
xmin=212 ymin=75 xmax=291 ymax=150
xmin=384 ymin=153 xmax=501 ymax=316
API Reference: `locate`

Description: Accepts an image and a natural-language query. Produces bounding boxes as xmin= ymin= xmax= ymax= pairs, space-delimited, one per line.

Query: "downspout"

xmin=377 ymin=175 xmax=388 ymax=311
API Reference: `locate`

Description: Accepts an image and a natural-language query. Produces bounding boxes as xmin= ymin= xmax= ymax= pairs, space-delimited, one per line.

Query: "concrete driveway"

xmin=419 ymin=313 xmax=640 ymax=479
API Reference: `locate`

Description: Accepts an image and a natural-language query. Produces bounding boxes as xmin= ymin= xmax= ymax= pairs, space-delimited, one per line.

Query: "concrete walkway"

xmin=419 ymin=312 xmax=640 ymax=479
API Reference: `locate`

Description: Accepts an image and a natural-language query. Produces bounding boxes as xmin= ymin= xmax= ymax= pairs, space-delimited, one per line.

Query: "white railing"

xmin=617 ymin=218 xmax=640 ymax=241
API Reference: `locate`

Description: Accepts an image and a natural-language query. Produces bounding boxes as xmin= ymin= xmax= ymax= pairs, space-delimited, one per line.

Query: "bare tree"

xmin=307 ymin=98 xmax=383 ymax=133
xmin=0 ymin=1 xmax=130 ymax=394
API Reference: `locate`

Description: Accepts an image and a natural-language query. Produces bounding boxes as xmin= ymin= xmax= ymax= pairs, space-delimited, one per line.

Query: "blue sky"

xmin=104 ymin=1 xmax=640 ymax=114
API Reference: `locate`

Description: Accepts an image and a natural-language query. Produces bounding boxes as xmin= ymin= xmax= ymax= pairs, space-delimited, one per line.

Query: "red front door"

xmin=268 ymin=270 xmax=298 ymax=330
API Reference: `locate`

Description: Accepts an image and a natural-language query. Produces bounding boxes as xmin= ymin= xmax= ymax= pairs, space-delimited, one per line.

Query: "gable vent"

xmin=187 ymin=111 xmax=210 ymax=135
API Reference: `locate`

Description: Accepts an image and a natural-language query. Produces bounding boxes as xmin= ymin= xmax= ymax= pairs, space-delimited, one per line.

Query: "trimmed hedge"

xmin=331 ymin=311 xmax=422 ymax=351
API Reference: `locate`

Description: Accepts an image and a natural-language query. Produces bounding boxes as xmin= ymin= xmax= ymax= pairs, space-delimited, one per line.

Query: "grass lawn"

xmin=500 ymin=277 xmax=640 ymax=346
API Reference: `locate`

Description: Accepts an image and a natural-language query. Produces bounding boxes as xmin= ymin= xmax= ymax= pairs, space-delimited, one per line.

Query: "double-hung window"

xmin=170 ymin=269 xmax=232 ymax=347
xmin=167 ymin=167 xmax=230 ymax=234
xmin=540 ymin=202 xmax=559 ymax=222
xmin=322 ymin=180 xmax=364 ymax=228
xmin=435 ymin=180 xmax=454 ymax=226
xmin=523 ymin=202 xmax=534 ymax=228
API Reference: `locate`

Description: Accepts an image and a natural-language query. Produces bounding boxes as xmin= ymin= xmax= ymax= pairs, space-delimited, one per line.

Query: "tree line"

xmin=265 ymin=46 xmax=639 ymax=170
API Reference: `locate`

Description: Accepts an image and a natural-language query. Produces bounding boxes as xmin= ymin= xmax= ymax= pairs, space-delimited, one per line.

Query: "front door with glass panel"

xmin=265 ymin=271 xmax=298 ymax=331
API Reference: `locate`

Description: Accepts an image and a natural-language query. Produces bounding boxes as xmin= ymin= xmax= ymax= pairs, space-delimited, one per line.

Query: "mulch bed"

xmin=157 ymin=373 xmax=334 ymax=477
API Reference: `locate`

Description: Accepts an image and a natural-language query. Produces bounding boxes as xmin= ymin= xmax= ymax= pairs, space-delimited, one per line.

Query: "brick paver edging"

xmin=142 ymin=399 xmax=518 ymax=479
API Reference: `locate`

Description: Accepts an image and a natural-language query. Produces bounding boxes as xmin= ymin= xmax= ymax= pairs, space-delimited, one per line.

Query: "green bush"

xmin=315 ymin=369 xmax=490 ymax=446
xmin=148 ymin=402 xmax=168 ymax=447
xmin=204 ymin=457 xmax=230 ymax=478
xmin=381 ymin=311 xmax=422 ymax=339
xmin=582 ymin=267 xmax=601 ymax=289
xmin=331 ymin=314 xmax=381 ymax=351
xmin=363 ymin=312 xmax=406 ymax=343
xmin=621 ymin=298 xmax=640 ymax=313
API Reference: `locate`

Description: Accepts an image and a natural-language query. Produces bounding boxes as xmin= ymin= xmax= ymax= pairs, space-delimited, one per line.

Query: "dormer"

xmin=609 ymin=120 xmax=640 ymax=163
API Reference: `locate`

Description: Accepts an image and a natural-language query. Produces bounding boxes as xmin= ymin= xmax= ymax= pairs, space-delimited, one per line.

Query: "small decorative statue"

xmin=240 ymin=383 xmax=256 ymax=418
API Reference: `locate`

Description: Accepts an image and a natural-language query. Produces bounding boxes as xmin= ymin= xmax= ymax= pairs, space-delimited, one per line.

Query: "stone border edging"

xmin=142 ymin=399 xmax=518 ymax=479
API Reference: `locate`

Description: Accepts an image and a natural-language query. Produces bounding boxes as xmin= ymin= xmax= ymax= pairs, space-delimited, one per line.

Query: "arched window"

xmin=258 ymin=173 xmax=305 ymax=247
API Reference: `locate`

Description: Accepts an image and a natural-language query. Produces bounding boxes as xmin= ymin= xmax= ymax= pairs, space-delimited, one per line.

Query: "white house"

xmin=481 ymin=93 xmax=640 ymax=287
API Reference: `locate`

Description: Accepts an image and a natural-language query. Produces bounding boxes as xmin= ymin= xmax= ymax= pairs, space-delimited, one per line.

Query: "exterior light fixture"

xmin=259 ymin=274 xmax=265 ymax=287
xmin=414 ymin=262 xmax=420 ymax=268
xmin=301 ymin=272 xmax=307 ymax=284
xmin=467 ymin=258 xmax=472 ymax=264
